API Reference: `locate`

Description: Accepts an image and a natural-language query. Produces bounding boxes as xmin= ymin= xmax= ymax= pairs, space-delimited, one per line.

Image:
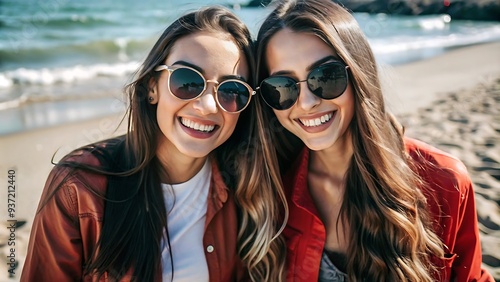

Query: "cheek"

xmin=156 ymin=94 xmax=182 ymax=124
xmin=156 ymin=101 xmax=172 ymax=121
xmin=345 ymin=86 xmax=355 ymax=111
xmin=339 ymin=88 xmax=355 ymax=124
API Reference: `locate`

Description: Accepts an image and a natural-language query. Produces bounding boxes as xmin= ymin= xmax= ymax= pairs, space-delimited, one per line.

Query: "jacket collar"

xmin=210 ymin=157 xmax=229 ymax=203
xmin=285 ymin=147 xmax=320 ymax=218
xmin=204 ymin=157 xmax=229 ymax=229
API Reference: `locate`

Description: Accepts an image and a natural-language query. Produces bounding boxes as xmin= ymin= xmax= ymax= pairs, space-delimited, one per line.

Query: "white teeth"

xmin=181 ymin=117 xmax=215 ymax=132
xmin=299 ymin=113 xmax=333 ymax=127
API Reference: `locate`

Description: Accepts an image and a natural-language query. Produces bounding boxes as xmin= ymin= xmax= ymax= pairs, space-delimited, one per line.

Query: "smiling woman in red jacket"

xmin=21 ymin=6 xmax=287 ymax=282
xmin=255 ymin=0 xmax=494 ymax=281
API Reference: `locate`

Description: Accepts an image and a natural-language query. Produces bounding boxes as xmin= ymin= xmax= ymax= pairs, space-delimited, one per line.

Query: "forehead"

xmin=167 ymin=31 xmax=248 ymax=77
xmin=265 ymin=28 xmax=335 ymax=73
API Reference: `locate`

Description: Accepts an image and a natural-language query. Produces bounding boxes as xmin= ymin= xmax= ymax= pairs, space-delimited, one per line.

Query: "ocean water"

xmin=1 ymin=0 xmax=500 ymax=135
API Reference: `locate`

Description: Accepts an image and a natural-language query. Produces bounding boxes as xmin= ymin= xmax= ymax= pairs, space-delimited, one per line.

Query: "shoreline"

xmin=381 ymin=41 xmax=500 ymax=115
xmin=0 ymin=75 xmax=129 ymax=137
xmin=0 ymin=41 xmax=499 ymax=281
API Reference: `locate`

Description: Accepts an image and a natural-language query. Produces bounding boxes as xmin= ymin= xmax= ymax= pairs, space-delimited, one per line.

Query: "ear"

xmin=148 ymin=77 xmax=158 ymax=104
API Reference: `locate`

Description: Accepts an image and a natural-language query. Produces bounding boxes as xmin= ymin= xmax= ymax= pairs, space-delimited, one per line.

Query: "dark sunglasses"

xmin=155 ymin=65 xmax=256 ymax=113
xmin=257 ymin=61 xmax=349 ymax=110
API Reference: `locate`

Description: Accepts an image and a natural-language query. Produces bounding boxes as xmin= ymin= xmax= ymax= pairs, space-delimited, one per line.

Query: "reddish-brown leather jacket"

xmin=282 ymin=137 xmax=494 ymax=282
xmin=21 ymin=150 xmax=247 ymax=281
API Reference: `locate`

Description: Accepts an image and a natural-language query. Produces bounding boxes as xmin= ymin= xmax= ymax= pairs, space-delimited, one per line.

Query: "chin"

xmin=302 ymin=138 xmax=336 ymax=151
xmin=176 ymin=145 xmax=214 ymax=159
xmin=183 ymin=150 xmax=212 ymax=159
xmin=303 ymin=142 xmax=329 ymax=151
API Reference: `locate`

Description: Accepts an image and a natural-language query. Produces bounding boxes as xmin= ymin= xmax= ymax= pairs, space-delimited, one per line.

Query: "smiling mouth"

xmin=298 ymin=112 xmax=334 ymax=127
xmin=179 ymin=117 xmax=216 ymax=132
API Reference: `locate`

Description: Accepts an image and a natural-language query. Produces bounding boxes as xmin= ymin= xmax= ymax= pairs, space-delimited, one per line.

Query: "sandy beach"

xmin=387 ymin=42 xmax=500 ymax=280
xmin=1 ymin=42 xmax=499 ymax=281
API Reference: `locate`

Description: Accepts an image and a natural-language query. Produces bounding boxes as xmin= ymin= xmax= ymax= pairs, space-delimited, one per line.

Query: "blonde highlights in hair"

xmin=124 ymin=6 xmax=287 ymax=281
xmin=257 ymin=0 xmax=444 ymax=280
xmin=235 ymin=95 xmax=288 ymax=281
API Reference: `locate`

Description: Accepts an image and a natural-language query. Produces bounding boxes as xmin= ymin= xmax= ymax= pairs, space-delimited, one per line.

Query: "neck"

xmin=155 ymin=140 xmax=208 ymax=184
xmin=309 ymin=131 xmax=353 ymax=184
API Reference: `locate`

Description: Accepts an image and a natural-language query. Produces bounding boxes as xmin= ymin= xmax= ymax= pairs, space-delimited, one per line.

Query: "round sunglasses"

xmin=257 ymin=61 xmax=349 ymax=110
xmin=155 ymin=65 xmax=256 ymax=113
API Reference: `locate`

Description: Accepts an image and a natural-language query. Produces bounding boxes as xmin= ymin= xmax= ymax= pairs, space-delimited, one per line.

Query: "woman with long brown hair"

xmin=256 ymin=0 xmax=493 ymax=281
xmin=21 ymin=6 xmax=286 ymax=281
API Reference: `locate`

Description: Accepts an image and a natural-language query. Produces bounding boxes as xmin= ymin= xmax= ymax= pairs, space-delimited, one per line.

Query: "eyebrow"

xmin=307 ymin=55 xmax=340 ymax=71
xmin=270 ymin=55 xmax=341 ymax=76
xmin=171 ymin=60 xmax=247 ymax=82
xmin=171 ymin=60 xmax=202 ymax=72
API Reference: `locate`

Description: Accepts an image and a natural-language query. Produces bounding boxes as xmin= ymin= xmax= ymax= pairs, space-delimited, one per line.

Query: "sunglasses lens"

xmin=307 ymin=63 xmax=348 ymax=99
xmin=260 ymin=77 xmax=298 ymax=110
xmin=169 ymin=68 xmax=205 ymax=99
xmin=217 ymin=81 xmax=251 ymax=112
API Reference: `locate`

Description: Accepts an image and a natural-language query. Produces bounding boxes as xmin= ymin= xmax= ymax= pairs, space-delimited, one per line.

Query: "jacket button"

xmin=206 ymin=245 xmax=214 ymax=253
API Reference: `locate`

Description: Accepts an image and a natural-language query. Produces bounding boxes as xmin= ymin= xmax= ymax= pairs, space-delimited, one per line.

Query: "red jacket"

xmin=283 ymin=137 xmax=494 ymax=281
xmin=21 ymin=150 xmax=247 ymax=281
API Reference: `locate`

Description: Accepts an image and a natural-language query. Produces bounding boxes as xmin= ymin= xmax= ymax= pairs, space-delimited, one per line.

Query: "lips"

xmin=295 ymin=111 xmax=336 ymax=133
xmin=298 ymin=112 xmax=333 ymax=127
xmin=180 ymin=117 xmax=216 ymax=132
xmin=178 ymin=117 xmax=218 ymax=139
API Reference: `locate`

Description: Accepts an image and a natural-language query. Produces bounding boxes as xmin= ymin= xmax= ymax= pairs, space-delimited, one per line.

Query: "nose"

xmin=193 ymin=82 xmax=218 ymax=115
xmin=296 ymin=81 xmax=320 ymax=111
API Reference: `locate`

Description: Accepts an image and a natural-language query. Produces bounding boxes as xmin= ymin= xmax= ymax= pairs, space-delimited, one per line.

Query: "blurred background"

xmin=1 ymin=0 xmax=500 ymax=136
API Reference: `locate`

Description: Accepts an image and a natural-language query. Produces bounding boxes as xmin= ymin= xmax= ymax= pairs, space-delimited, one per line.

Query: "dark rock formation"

xmin=245 ymin=0 xmax=500 ymax=21
xmin=246 ymin=0 xmax=271 ymax=7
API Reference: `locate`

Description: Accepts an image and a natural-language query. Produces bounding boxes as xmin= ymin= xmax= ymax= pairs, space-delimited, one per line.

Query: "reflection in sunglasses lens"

xmin=308 ymin=64 xmax=347 ymax=99
xmin=261 ymin=77 xmax=298 ymax=110
xmin=170 ymin=68 xmax=204 ymax=99
xmin=218 ymin=82 xmax=249 ymax=112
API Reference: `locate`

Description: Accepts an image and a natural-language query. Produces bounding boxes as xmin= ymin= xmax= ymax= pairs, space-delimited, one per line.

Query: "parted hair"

xmin=42 ymin=6 xmax=287 ymax=282
xmin=256 ymin=0 xmax=444 ymax=281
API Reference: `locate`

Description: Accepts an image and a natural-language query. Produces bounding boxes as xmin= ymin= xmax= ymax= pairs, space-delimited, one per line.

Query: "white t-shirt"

xmin=161 ymin=160 xmax=211 ymax=282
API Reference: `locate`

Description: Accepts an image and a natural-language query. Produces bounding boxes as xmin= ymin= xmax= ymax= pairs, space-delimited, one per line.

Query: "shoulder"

xmin=57 ymin=150 xmax=107 ymax=190
xmin=209 ymin=158 xmax=230 ymax=201
xmin=404 ymin=137 xmax=469 ymax=176
xmin=404 ymin=137 xmax=472 ymax=202
xmin=55 ymin=140 xmax=116 ymax=192
xmin=41 ymin=139 xmax=121 ymax=220
xmin=56 ymin=136 xmax=125 ymax=186
xmin=60 ymin=136 xmax=123 ymax=167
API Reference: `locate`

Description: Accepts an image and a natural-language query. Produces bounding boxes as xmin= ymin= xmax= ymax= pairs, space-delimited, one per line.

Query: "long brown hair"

xmin=43 ymin=6 xmax=287 ymax=281
xmin=256 ymin=0 xmax=444 ymax=280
